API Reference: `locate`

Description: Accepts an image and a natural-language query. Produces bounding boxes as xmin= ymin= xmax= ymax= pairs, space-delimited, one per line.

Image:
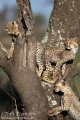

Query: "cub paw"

xmin=6 ymin=51 xmax=13 ymax=59
xmin=48 ymin=109 xmax=59 ymax=116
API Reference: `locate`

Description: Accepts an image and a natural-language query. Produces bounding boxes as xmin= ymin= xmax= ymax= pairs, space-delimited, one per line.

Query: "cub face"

xmin=5 ymin=21 xmax=19 ymax=36
xmin=54 ymin=80 xmax=65 ymax=93
xmin=65 ymin=38 xmax=78 ymax=50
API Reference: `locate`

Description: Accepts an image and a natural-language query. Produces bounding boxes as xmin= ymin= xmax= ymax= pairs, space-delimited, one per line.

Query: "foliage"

xmin=70 ymin=74 xmax=80 ymax=98
xmin=34 ymin=13 xmax=46 ymax=25
xmin=44 ymin=0 xmax=54 ymax=5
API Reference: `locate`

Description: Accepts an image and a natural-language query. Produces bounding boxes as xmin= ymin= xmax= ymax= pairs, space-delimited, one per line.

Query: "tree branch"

xmin=3 ymin=0 xmax=48 ymax=120
xmin=16 ymin=0 xmax=35 ymax=35
xmin=42 ymin=0 xmax=80 ymax=120
xmin=0 ymin=42 xmax=10 ymax=72
xmin=0 ymin=42 xmax=7 ymax=62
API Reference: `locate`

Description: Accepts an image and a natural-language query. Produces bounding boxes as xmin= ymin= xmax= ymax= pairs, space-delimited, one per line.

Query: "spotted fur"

xmin=5 ymin=22 xmax=78 ymax=82
xmin=5 ymin=21 xmax=45 ymax=76
xmin=42 ymin=38 xmax=78 ymax=83
xmin=6 ymin=42 xmax=15 ymax=59
xmin=48 ymin=80 xmax=80 ymax=120
xmin=5 ymin=21 xmax=19 ymax=59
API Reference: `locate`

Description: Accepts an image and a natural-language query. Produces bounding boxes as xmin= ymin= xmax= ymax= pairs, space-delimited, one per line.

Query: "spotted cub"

xmin=42 ymin=38 xmax=78 ymax=83
xmin=48 ymin=80 xmax=80 ymax=120
xmin=5 ymin=21 xmax=19 ymax=59
xmin=5 ymin=21 xmax=45 ymax=77
xmin=5 ymin=21 xmax=78 ymax=84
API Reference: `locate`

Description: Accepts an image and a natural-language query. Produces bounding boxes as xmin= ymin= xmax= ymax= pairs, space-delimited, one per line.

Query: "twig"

xmin=0 ymin=86 xmax=19 ymax=120
xmin=55 ymin=67 xmax=70 ymax=84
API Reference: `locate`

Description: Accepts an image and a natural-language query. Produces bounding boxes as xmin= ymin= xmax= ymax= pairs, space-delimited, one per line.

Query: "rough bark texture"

xmin=42 ymin=0 xmax=80 ymax=120
xmin=42 ymin=0 xmax=80 ymax=47
xmin=0 ymin=0 xmax=80 ymax=120
xmin=0 ymin=0 xmax=48 ymax=120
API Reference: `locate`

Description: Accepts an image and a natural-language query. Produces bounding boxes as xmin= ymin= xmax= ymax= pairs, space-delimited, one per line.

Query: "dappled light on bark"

xmin=42 ymin=0 xmax=80 ymax=47
xmin=0 ymin=0 xmax=80 ymax=120
xmin=42 ymin=0 xmax=80 ymax=120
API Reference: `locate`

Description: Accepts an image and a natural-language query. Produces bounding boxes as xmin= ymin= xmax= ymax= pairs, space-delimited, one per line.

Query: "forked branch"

xmin=0 ymin=42 xmax=9 ymax=70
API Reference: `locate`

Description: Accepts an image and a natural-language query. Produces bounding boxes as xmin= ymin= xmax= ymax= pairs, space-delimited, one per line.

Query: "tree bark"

xmin=42 ymin=0 xmax=80 ymax=120
xmin=0 ymin=0 xmax=80 ymax=120
xmin=0 ymin=0 xmax=48 ymax=120
xmin=42 ymin=0 xmax=80 ymax=46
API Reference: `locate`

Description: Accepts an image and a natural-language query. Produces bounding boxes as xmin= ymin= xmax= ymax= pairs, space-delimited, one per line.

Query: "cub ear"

xmin=4 ymin=28 xmax=8 ymax=31
xmin=74 ymin=37 xmax=78 ymax=42
xmin=12 ymin=21 xmax=14 ymax=25
xmin=60 ymin=80 xmax=65 ymax=85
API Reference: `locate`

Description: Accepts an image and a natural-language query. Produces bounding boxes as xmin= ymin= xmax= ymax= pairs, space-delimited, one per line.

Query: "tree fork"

xmin=0 ymin=0 xmax=48 ymax=120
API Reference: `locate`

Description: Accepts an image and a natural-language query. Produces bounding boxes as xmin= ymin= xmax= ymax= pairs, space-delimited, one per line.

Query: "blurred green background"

xmin=0 ymin=0 xmax=80 ymax=112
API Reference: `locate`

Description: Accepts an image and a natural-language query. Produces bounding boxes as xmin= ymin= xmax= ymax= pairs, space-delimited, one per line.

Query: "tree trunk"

xmin=0 ymin=0 xmax=48 ymax=120
xmin=42 ymin=0 xmax=80 ymax=120
xmin=0 ymin=0 xmax=80 ymax=120
xmin=42 ymin=0 xmax=80 ymax=46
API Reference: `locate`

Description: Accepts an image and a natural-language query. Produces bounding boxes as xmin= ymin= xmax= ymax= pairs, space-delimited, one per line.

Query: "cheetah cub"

xmin=42 ymin=38 xmax=78 ymax=84
xmin=5 ymin=21 xmax=78 ymax=84
xmin=5 ymin=21 xmax=19 ymax=59
xmin=5 ymin=21 xmax=45 ymax=77
xmin=48 ymin=80 xmax=80 ymax=120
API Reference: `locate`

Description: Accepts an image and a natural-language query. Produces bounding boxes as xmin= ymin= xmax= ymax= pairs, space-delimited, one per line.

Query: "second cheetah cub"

xmin=5 ymin=21 xmax=19 ymax=59
xmin=48 ymin=80 xmax=80 ymax=120
xmin=5 ymin=21 xmax=45 ymax=77
xmin=43 ymin=38 xmax=78 ymax=84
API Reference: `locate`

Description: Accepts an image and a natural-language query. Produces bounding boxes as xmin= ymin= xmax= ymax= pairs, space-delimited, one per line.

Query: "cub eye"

xmin=68 ymin=41 xmax=72 ymax=45
xmin=12 ymin=22 xmax=14 ymax=25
